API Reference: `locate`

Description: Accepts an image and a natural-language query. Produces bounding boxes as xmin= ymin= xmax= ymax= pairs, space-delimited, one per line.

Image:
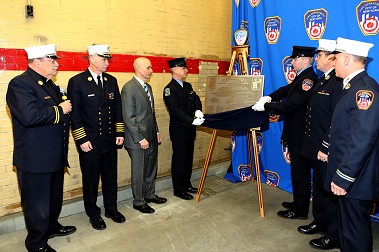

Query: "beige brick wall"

xmin=0 ymin=0 xmax=232 ymax=217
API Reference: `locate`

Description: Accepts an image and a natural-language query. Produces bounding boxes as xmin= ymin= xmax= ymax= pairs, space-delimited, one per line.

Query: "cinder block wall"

xmin=0 ymin=1 xmax=232 ymax=217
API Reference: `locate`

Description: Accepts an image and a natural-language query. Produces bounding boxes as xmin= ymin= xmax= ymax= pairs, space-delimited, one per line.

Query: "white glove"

xmin=192 ymin=118 xmax=205 ymax=126
xmin=257 ymin=96 xmax=272 ymax=104
xmin=252 ymin=102 xmax=266 ymax=111
xmin=195 ymin=110 xmax=204 ymax=119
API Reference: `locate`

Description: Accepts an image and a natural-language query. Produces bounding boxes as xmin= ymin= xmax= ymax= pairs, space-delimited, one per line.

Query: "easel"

xmin=196 ymin=45 xmax=265 ymax=217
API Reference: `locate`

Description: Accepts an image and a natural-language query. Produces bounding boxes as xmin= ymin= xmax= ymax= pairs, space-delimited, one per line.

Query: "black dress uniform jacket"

xmin=265 ymin=67 xmax=318 ymax=145
xmin=7 ymin=67 xmax=70 ymax=173
xmin=67 ymin=69 xmax=124 ymax=152
xmin=163 ymin=79 xmax=202 ymax=140
xmin=326 ymin=71 xmax=379 ymax=200
xmin=301 ymin=70 xmax=342 ymax=160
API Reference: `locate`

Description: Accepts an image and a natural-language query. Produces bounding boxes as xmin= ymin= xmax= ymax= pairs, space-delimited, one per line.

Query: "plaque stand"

xmin=196 ymin=48 xmax=265 ymax=218
xmin=227 ymin=45 xmax=250 ymax=75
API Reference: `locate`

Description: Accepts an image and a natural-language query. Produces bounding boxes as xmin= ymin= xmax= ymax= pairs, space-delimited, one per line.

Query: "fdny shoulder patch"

xmin=164 ymin=88 xmax=170 ymax=96
xmin=302 ymin=79 xmax=314 ymax=91
xmin=356 ymin=90 xmax=374 ymax=110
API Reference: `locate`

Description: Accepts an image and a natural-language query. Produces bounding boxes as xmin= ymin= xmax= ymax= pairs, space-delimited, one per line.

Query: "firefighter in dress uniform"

xmin=67 ymin=45 xmax=125 ymax=230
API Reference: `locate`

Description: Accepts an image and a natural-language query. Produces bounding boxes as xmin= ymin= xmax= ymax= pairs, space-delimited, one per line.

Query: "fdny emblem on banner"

xmin=282 ymin=141 xmax=291 ymax=164
xmin=235 ymin=0 xmax=240 ymax=8
xmin=304 ymin=8 xmax=328 ymax=40
xmin=264 ymin=16 xmax=281 ymax=44
xmin=264 ymin=170 xmax=280 ymax=187
xmin=249 ymin=58 xmax=263 ymax=75
xmin=356 ymin=90 xmax=374 ymax=110
xmin=269 ymin=114 xmax=280 ymax=123
xmin=282 ymin=56 xmax=296 ymax=84
xmin=256 ymin=132 xmax=263 ymax=153
xmin=249 ymin=0 xmax=261 ymax=8
xmin=238 ymin=164 xmax=252 ymax=181
xmin=356 ymin=0 xmax=379 ymax=36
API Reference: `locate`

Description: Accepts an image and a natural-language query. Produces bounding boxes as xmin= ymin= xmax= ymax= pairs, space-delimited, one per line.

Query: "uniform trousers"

xmin=17 ymin=170 xmax=64 ymax=252
xmin=338 ymin=198 xmax=372 ymax=252
xmin=127 ymin=144 xmax=158 ymax=206
xmin=79 ymin=149 xmax=118 ymax=218
xmin=171 ymin=139 xmax=194 ymax=194
xmin=312 ymin=160 xmax=338 ymax=240
xmin=288 ymin=144 xmax=311 ymax=215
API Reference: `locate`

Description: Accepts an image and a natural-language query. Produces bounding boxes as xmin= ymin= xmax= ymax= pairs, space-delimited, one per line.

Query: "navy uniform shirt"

xmin=301 ymin=70 xmax=342 ymax=160
xmin=325 ymin=71 xmax=379 ymax=200
xmin=6 ymin=67 xmax=70 ymax=173
xmin=67 ymin=69 xmax=124 ymax=153
xmin=163 ymin=78 xmax=202 ymax=141
xmin=265 ymin=66 xmax=318 ymax=145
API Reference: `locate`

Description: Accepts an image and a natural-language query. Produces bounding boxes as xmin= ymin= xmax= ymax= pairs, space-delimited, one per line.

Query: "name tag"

xmin=44 ymin=96 xmax=51 ymax=99
xmin=88 ymin=94 xmax=95 ymax=97
xmin=317 ymin=91 xmax=330 ymax=95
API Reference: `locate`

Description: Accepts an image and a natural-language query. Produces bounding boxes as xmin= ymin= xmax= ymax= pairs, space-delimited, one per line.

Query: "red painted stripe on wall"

xmin=0 ymin=48 xmax=229 ymax=75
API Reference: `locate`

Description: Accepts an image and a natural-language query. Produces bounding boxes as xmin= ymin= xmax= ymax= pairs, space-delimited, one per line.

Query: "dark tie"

xmin=143 ymin=83 xmax=152 ymax=109
xmin=97 ymin=75 xmax=103 ymax=92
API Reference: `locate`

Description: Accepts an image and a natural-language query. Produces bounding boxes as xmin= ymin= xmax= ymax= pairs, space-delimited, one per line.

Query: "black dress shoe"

xmin=277 ymin=209 xmax=308 ymax=220
xmin=187 ymin=187 xmax=198 ymax=194
xmin=33 ymin=245 xmax=56 ymax=252
xmin=105 ymin=211 xmax=126 ymax=223
xmin=89 ymin=217 xmax=106 ymax=230
xmin=174 ymin=192 xmax=194 ymax=200
xmin=145 ymin=195 xmax=167 ymax=204
xmin=310 ymin=236 xmax=339 ymax=250
xmin=133 ymin=203 xmax=155 ymax=214
xmin=49 ymin=225 xmax=77 ymax=238
xmin=298 ymin=222 xmax=324 ymax=235
xmin=281 ymin=201 xmax=294 ymax=209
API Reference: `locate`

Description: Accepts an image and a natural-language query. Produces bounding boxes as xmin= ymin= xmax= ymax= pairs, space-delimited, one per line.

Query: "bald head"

xmin=133 ymin=57 xmax=153 ymax=82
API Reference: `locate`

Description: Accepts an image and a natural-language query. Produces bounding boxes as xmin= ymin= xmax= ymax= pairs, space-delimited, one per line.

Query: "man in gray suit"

xmin=121 ymin=57 xmax=167 ymax=214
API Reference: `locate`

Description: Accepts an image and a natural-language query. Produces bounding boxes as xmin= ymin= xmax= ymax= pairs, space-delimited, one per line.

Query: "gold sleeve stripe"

xmin=72 ymin=127 xmax=87 ymax=140
xmin=53 ymin=106 xmax=60 ymax=124
xmin=115 ymin=123 xmax=125 ymax=132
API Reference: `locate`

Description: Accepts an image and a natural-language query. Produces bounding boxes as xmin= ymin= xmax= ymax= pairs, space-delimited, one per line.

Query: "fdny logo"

xmin=269 ymin=114 xmax=280 ymax=123
xmin=231 ymin=130 xmax=237 ymax=152
xmin=264 ymin=170 xmax=280 ymax=187
xmin=235 ymin=0 xmax=239 ymax=8
xmin=282 ymin=141 xmax=291 ymax=164
xmin=304 ymin=8 xmax=328 ymax=40
xmin=282 ymin=56 xmax=296 ymax=84
xmin=264 ymin=16 xmax=281 ymax=44
xmin=238 ymin=164 xmax=252 ymax=181
xmin=249 ymin=0 xmax=261 ymax=8
xmin=356 ymin=0 xmax=379 ymax=36
xmin=249 ymin=58 xmax=263 ymax=75
xmin=356 ymin=90 xmax=374 ymax=110
xmin=302 ymin=79 xmax=314 ymax=91
xmin=233 ymin=61 xmax=240 ymax=75
xmin=256 ymin=132 xmax=263 ymax=154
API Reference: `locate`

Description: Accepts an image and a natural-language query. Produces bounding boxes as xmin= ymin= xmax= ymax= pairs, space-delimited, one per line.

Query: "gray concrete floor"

xmin=1 ymin=175 xmax=379 ymax=252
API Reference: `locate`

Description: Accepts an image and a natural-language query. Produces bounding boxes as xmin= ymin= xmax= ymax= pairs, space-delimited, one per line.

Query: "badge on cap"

xmin=302 ymin=79 xmax=314 ymax=91
xmin=164 ymin=88 xmax=170 ymax=96
xmin=356 ymin=90 xmax=374 ymax=110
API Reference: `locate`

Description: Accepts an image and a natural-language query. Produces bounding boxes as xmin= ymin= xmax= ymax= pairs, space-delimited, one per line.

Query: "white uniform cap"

xmin=87 ymin=44 xmax=112 ymax=58
xmin=24 ymin=44 xmax=60 ymax=59
xmin=316 ymin=39 xmax=336 ymax=53
xmin=333 ymin=37 xmax=374 ymax=57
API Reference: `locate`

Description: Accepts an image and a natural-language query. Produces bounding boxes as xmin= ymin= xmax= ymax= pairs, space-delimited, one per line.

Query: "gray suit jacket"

xmin=121 ymin=77 xmax=159 ymax=149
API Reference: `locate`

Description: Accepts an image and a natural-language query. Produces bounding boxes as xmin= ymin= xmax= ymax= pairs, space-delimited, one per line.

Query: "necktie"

xmin=97 ymin=75 xmax=103 ymax=92
xmin=143 ymin=83 xmax=152 ymax=109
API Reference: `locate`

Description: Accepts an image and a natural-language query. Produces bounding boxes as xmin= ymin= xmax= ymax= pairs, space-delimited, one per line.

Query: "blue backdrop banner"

xmin=231 ymin=0 xmax=379 ymax=219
